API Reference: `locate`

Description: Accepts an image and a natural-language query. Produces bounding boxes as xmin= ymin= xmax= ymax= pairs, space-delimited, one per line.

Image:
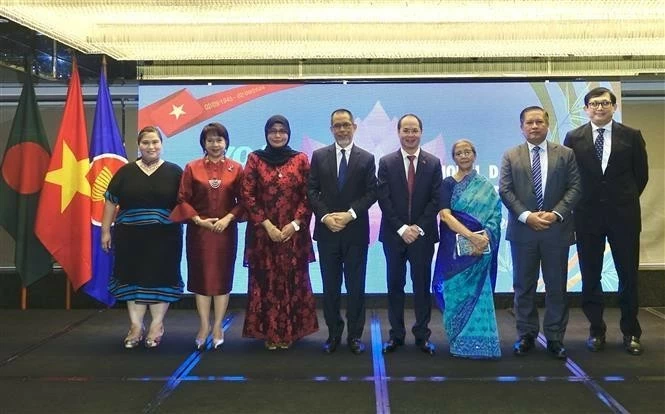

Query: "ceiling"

xmin=0 ymin=0 xmax=664 ymax=80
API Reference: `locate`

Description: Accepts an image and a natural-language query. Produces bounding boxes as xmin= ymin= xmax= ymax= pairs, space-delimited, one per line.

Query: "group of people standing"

xmin=100 ymin=87 xmax=648 ymax=360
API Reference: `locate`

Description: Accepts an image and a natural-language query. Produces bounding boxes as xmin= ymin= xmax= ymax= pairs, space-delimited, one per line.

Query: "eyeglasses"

xmin=454 ymin=150 xmax=474 ymax=158
xmin=587 ymin=100 xmax=613 ymax=109
xmin=268 ymin=129 xmax=288 ymax=135
xmin=401 ymin=128 xmax=421 ymax=135
xmin=332 ymin=122 xmax=353 ymax=130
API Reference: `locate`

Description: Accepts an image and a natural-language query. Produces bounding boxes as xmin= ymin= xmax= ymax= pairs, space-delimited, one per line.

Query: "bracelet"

xmin=291 ymin=221 xmax=301 ymax=231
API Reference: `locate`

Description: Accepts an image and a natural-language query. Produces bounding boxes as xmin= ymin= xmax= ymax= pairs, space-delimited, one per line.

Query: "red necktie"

xmin=407 ymin=155 xmax=416 ymax=218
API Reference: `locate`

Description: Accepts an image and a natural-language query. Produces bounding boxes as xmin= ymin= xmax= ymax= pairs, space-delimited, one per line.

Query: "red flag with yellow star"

xmin=35 ymin=61 xmax=92 ymax=290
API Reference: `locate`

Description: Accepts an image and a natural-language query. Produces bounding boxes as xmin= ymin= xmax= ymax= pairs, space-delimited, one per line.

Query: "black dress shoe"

xmin=418 ymin=341 xmax=436 ymax=356
xmin=348 ymin=338 xmax=366 ymax=355
xmin=546 ymin=341 xmax=567 ymax=360
xmin=586 ymin=335 xmax=606 ymax=352
xmin=323 ymin=337 xmax=341 ymax=354
xmin=623 ymin=336 xmax=643 ymax=356
xmin=382 ymin=338 xmax=404 ymax=353
xmin=513 ymin=335 xmax=535 ymax=356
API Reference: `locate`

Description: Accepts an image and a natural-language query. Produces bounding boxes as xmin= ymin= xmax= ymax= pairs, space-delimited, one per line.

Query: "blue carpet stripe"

xmin=370 ymin=311 xmax=390 ymax=414
xmin=4 ymin=375 xmax=663 ymax=383
xmin=535 ymin=333 xmax=631 ymax=414
xmin=142 ymin=314 xmax=234 ymax=414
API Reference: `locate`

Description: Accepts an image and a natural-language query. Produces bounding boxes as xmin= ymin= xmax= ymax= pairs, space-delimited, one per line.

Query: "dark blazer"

xmin=563 ymin=121 xmax=648 ymax=234
xmin=308 ymin=143 xmax=377 ymax=243
xmin=377 ymin=149 xmax=442 ymax=245
xmin=499 ymin=141 xmax=581 ymax=245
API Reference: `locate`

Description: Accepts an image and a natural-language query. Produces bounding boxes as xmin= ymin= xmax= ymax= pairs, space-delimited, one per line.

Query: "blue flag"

xmin=83 ymin=69 xmax=128 ymax=306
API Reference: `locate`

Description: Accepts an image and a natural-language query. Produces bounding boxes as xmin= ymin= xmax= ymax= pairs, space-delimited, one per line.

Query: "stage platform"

xmin=1 ymin=307 xmax=663 ymax=414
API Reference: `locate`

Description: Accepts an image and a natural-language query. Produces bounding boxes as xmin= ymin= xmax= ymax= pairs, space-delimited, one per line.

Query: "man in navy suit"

xmin=377 ymin=113 xmax=442 ymax=356
xmin=500 ymin=106 xmax=581 ymax=359
xmin=564 ymin=87 xmax=649 ymax=356
xmin=308 ymin=108 xmax=377 ymax=354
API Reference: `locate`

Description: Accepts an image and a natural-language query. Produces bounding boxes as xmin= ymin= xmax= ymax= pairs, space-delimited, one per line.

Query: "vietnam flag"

xmin=35 ymin=60 xmax=92 ymax=291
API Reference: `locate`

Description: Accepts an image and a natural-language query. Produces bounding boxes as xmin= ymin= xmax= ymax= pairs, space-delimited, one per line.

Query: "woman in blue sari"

xmin=433 ymin=139 xmax=502 ymax=359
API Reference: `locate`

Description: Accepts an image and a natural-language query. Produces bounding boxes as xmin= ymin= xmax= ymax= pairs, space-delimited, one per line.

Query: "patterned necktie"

xmin=595 ymin=128 xmax=605 ymax=161
xmin=407 ymin=155 xmax=416 ymax=217
xmin=531 ymin=146 xmax=544 ymax=211
xmin=337 ymin=148 xmax=347 ymax=190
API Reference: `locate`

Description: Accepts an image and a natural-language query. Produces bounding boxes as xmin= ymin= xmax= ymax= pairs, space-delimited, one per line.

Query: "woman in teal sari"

xmin=433 ymin=139 xmax=502 ymax=359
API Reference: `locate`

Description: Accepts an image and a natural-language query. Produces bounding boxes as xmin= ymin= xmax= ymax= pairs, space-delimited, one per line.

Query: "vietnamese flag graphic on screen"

xmin=35 ymin=61 xmax=92 ymax=290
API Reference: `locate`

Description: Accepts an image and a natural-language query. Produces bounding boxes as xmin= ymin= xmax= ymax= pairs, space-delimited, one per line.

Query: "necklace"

xmin=276 ymin=167 xmax=283 ymax=178
xmin=138 ymin=159 xmax=162 ymax=173
xmin=206 ymin=156 xmax=224 ymax=189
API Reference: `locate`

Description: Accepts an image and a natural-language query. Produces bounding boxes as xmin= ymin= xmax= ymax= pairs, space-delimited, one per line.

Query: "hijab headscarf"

xmin=253 ymin=115 xmax=300 ymax=166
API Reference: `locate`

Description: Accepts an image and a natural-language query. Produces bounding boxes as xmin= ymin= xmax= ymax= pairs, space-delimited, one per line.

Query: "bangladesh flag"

xmin=0 ymin=70 xmax=53 ymax=286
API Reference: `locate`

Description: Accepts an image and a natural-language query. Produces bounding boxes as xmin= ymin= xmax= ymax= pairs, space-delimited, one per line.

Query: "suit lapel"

xmin=582 ymin=123 xmax=604 ymax=175
xmin=520 ymin=143 xmax=534 ymax=189
xmin=325 ymin=144 xmax=340 ymax=191
xmin=606 ymin=121 xmax=620 ymax=175
xmin=545 ymin=141 xmax=556 ymax=186
xmin=394 ymin=150 xmax=409 ymax=190
xmin=414 ymin=150 xmax=429 ymax=187
xmin=344 ymin=145 xmax=361 ymax=187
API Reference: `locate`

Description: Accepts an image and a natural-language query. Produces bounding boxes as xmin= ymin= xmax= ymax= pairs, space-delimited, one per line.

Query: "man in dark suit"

xmin=308 ymin=108 xmax=378 ymax=354
xmin=564 ymin=87 xmax=649 ymax=356
xmin=499 ymin=106 xmax=581 ymax=359
xmin=378 ymin=113 xmax=442 ymax=356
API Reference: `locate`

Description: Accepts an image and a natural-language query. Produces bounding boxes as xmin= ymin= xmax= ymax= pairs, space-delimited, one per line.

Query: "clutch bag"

xmin=455 ymin=230 xmax=490 ymax=256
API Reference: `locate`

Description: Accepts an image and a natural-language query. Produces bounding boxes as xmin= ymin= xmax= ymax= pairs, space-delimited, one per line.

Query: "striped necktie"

xmin=531 ymin=146 xmax=544 ymax=211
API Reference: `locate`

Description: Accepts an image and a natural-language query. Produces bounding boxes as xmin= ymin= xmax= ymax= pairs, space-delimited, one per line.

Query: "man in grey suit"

xmin=499 ymin=106 xmax=581 ymax=359
xmin=308 ymin=108 xmax=378 ymax=355
xmin=564 ymin=87 xmax=648 ymax=356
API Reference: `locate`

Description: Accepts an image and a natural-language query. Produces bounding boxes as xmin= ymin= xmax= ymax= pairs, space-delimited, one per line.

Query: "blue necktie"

xmin=337 ymin=148 xmax=347 ymax=190
xmin=532 ymin=146 xmax=544 ymax=211
xmin=595 ymin=128 xmax=605 ymax=161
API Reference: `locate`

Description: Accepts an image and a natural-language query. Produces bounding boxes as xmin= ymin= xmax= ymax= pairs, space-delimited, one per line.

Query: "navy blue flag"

xmin=83 ymin=69 xmax=128 ymax=306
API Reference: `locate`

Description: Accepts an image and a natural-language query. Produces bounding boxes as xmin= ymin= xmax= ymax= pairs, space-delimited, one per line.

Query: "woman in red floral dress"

xmin=241 ymin=115 xmax=318 ymax=350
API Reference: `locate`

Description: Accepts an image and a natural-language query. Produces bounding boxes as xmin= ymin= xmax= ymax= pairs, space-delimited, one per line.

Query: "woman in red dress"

xmin=170 ymin=122 xmax=244 ymax=350
xmin=241 ymin=115 xmax=318 ymax=350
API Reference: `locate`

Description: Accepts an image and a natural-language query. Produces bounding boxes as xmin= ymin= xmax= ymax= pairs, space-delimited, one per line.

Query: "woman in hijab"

xmin=241 ymin=115 xmax=318 ymax=350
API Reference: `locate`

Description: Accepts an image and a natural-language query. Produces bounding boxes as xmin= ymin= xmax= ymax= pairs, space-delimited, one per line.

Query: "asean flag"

xmin=35 ymin=60 xmax=92 ymax=290
xmin=84 ymin=67 xmax=128 ymax=306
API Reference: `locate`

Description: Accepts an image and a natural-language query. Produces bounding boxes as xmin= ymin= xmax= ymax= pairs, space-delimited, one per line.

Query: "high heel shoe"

xmin=195 ymin=337 xmax=207 ymax=350
xmin=212 ymin=336 xmax=224 ymax=350
xmin=195 ymin=327 xmax=211 ymax=350
xmin=145 ymin=326 xmax=164 ymax=349
xmin=124 ymin=326 xmax=144 ymax=349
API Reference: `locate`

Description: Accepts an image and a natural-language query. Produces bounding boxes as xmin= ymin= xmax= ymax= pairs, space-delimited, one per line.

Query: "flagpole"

xmin=20 ymin=287 xmax=27 ymax=310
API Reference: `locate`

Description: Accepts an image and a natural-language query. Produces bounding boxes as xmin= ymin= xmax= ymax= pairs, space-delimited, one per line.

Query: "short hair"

xmin=451 ymin=139 xmax=477 ymax=159
xmin=519 ymin=106 xmax=550 ymax=125
xmin=397 ymin=113 xmax=423 ymax=131
xmin=330 ymin=108 xmax=354 ymax=125
xmin=137 ymin=126 xmax=162 ymax=144
xmin=199 ymin=122 xmax=230 ymax=153
xmin=584 ymin=87 xmax=617 ymax=106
